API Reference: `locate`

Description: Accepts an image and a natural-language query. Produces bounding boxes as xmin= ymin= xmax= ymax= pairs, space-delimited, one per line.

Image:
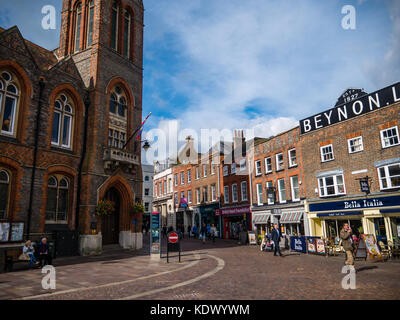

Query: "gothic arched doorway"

xmin=102 ymin=187 xmax=120 ymax=245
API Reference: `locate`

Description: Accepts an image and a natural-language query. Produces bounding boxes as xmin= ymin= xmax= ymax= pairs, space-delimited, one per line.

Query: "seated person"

xmin=38 ymin=237 xmax=52 ymax=267
xmin=23 ymin=240 xmax=38 ymax=268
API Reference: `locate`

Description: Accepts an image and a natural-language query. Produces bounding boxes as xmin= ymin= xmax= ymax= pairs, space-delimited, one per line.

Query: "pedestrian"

xmin=206 ymin=224 xmax=211 ymax=240
xmin=192 ymin=225 xmax=198 ymax=239
xmin=22 ymin=240 xmax=38 ymax=268
xmin=340 ymin=223 xmax=355 ymax=270
xmin=271 ymin=224 xmax=283 ymax=256
xmin=210 ymin=224 xmax=217 ymax=243
xmin=200 ymin=223 xmax=207 ymax=244
xmin=187 ymin=225 xmax=192 ymax=238
xmin=38 ymin=237 xmax=52 ymax=267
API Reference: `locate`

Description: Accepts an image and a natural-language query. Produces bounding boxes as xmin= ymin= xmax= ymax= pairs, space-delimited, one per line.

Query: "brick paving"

xmin=0 ymin=236 xmax=399 ymax=300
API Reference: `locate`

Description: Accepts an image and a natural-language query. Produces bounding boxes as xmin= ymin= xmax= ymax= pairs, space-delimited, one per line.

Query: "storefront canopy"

xmin=280 ymin=212 xmax=303 ymax=224
xmin=253 ymin=214 xmax=270 ymax=224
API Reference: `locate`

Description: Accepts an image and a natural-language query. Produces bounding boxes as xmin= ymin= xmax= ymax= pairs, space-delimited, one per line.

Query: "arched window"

xmin=45 ymin=175 xmax=69 ymax=223
xmin=108 ymin=86 xmax=127 ymax=149
xmin=123 ymin=10 xmax=131 ymax=58
xmin=86 ymin=0 xmax=95 ymax=47
xmin=0 ymin=169 xmax=10 ymax=219
xmin=74 ymin=2 xmax=82 ymax=52
xmin=0 ymin=71 xmax=20 ymax=137
xmin=111 ymin=1 xmax=119 ymax=51
xmin=51 ymin=93 xmax=74 ymax=149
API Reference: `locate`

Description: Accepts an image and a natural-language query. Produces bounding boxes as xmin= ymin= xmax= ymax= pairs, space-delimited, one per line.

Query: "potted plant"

xmin=131 ymin=202 xmax=145 ymax=216
xmin=96 ymin=200 xmax=115 ymax=216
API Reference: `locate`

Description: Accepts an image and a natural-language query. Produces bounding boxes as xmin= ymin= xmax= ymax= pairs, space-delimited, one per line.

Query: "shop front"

xmin=216 ymin=205 xmax=252 ymax=240
xmin=252 ymin=211 xmax=271 ymax=238
xmin=306 ymin=193 xmax=400 ymax=245
xmin=198 ymin=203 xmax=220 ymax=237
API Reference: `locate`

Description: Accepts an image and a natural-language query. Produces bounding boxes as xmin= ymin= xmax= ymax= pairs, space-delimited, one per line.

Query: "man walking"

xmin=200 ymin=223 xmax=207 ymax=244
xmin=340 ymin=223 xmax=355 ymax=270
xmin=271 ymin=224 xmax=283 ymax=256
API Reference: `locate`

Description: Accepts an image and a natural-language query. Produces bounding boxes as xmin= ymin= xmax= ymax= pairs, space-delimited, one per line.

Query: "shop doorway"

xmin=102 ymin=187 xmax=120 ymax=245
xmin=374 ymin=218 xmax=387 ymax=244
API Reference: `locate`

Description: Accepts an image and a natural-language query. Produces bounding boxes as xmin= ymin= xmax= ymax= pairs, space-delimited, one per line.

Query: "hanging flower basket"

xmin=96 ymin=200 xmax=116 ymax=216
xmin=131 ymin=202 xmax=145 ymax=217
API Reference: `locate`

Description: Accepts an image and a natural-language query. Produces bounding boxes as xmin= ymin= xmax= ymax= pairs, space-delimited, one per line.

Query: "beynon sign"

xmin=300 ymin=82 xmax=400 ymax=134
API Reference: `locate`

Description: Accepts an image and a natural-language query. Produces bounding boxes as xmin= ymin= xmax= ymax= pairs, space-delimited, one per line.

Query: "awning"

xmin=280 ymin=212 xmax=303 ymax=224
xmin=253 ymin=214 xmax=270 ymax=224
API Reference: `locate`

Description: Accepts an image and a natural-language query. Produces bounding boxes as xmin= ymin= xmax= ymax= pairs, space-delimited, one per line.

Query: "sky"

xmin=1 ymin=0 xmax=399 ymax=160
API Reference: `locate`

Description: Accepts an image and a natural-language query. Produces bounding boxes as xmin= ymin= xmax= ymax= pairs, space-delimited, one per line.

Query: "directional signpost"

xmin=167 ymin=232 xmax=181 ymax=263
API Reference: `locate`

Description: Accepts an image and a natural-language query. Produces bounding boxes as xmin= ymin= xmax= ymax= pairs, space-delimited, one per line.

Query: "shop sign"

xmin=215 ymin=206 xmax=251 ymax=216
xmin=317 ymin=211 xmax=363 ymax=217
xmin=272 ymin=208 xmax=281 ymax=215
xmin=309 ymin=195 xmax=400 ymax=213
xmin=150 ymin=212 xmax=161 ymax=255
xmin=300 ymin=82 xmax=400 ymax=134
xmin=290 ymin=236 xmax=307 ymax=253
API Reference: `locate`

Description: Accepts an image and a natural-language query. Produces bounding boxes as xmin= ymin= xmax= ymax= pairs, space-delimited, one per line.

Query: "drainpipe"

xmin=75 ymin=92 xmax=91 ymax=231
xmin=27 ymin=78 xmax=45 ymax=239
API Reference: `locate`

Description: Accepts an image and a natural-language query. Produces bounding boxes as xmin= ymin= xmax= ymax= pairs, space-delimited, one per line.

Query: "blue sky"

xmin=1 ymin=0 xmax=399 ymax=156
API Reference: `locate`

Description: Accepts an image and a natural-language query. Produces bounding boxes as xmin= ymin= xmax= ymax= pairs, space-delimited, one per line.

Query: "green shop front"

xmin=194 ymin=203 xmax=220 ymax=237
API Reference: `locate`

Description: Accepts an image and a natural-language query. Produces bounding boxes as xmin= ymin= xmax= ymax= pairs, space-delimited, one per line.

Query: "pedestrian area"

xmin=0 ymin=239 xmax=399 ymax=300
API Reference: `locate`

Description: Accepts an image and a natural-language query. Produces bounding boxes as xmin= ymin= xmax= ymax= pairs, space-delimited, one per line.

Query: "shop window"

xmin=290 ymin=176 xmax=300 ymax=201
xmin=224 ymin=186 xmax=229 ymax=204
xmin=288 ymin=149 xmax=297 ymax=167
xmin=256 ymin=183 xmax=263 ymax=205
xmin=0 ymin=169 xmax=10 ymax=219
xmin=278 ymin=178 xmax=286 ymax=203
xmin=232 ymin=184 xmax=238 ymax=202
xmin=111 ymin=1 xmax=119 ymax=50
xmin=380 ymin=126 xmax=400 ymax=148
xmin=318 ymin=174 xmax=346 ymax=197
xmin=0 ymin=71 xmax=20 ymax=137
xmin=74 ymin=2 xmax=82 ymax=52
xmin=276 ymin=153 xmax=284 ymax=171
xmin=241 ymin=181 xmax=248 ymax=201
xmin=348 ymin=136 xmax=364 ymax=154
xmin=378 ymin=163 xmax=400 ymax=190
xmin=265 ymin=157 xmax=272 ymax=173
xmin=51 ymin=93 xmax=74 ymax=149
xmin=123 ymin=10 xmax=131 ymax=58
xmin=320 ymin=144 xmax=334 ymax=162
xmin=255 ymin=160 xmax=262 ymax=176
xmin=86 ymin=0 xmax=95 ymax=47
xmin=45 ymin=175 xmax=69 ymax=223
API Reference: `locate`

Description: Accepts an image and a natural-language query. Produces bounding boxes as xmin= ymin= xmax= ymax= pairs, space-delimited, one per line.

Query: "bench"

xmin=4 ymin=248 xmax=32 ymax=272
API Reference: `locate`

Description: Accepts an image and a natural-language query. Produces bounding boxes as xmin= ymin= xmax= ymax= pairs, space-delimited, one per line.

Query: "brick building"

xmin=249 ymin=128 xmax=306 ymax=240
xmin=301 ymin=84 xmax=400 ymax=244
xmin=0 ymin=0 xmax=145 ymax=256
xmin=152 ymin=163 xmax=174 ymax=229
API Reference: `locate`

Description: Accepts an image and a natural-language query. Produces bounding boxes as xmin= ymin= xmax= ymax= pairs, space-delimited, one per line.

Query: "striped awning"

xmin=253 ymin=214 xmax=271 ymax=224
xmin=280 ymin=212 xmax=303 ymax=224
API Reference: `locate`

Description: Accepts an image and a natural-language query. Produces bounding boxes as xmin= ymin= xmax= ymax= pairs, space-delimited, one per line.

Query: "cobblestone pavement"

xmin=0 ymin=236 xmax=399 ymax=300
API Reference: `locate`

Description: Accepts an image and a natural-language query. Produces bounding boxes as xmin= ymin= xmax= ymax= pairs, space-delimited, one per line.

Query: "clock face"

xmin=335 ymin=88 xmax=368 ymax=107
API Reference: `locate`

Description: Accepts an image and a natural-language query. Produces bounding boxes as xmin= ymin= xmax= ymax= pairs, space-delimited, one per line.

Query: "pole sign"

xmin=300 ymin=82 xmax=400 ymax=134
xmin=150 ymin=212 xmax=161 ymax=256
xmin=167 ymin=232 xmax=181 ymax=263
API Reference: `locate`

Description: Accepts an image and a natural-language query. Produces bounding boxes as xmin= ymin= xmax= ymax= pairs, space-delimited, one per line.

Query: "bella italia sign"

xmin=309 ymin=195 xmax=400 ymax=213
xmin=300 ymin=82 xmax=400 ymax=134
